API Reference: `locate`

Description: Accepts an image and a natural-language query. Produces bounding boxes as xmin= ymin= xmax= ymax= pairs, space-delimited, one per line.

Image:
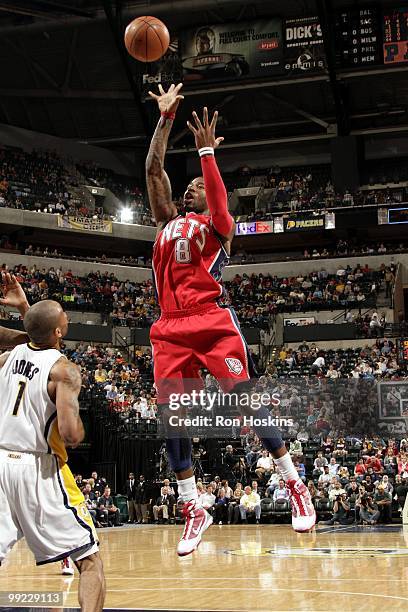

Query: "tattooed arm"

xmin=50 ymin=358 xmax=85 ymax=448
xmin=146 ymin=83 xmax=184 ymax=226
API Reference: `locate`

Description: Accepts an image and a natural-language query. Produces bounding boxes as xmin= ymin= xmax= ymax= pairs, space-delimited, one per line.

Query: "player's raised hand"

xmin=148 ymin=82 xmax=184 ymax=114
xmin=187 ymin=107 xmax=224 ymax=150
xmin=0 ymin=272 xmax=30 ymax=315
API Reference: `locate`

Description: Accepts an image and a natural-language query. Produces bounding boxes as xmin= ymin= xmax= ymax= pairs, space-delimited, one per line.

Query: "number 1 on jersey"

xmin=12 ymin=381 xmax=27 ymax=416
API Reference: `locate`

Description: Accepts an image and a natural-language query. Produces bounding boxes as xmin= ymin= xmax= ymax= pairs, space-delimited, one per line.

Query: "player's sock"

xmin=177 ymin=475 xmax=199 ymax=503
xmin=273 ymin=452 xmax=299 ymax=482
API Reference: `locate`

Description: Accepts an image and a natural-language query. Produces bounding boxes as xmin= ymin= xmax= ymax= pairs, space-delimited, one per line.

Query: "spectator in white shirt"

xmin=160 ymin=478 xmax=175 ymax=496
xmin=318 ymin=465 xmax=332 ymax=486
xmin=328 ymin=457 xmax=340 ymax=477
xmin=326 ymin=365 xmax=339 ymax=380
xmin=311 ymin=355 xmax=325 ymax=372
xmin=328 ymin=480 xmax=346 ymax=501
xmin=200 ymin=485 xmax=216 ymax=514
xmin=273 ymin=479 xmax=290 ymax=502
xmin=265 ymin=468 xmax=281 ymax=497
xmin=239 ymin=486 xmax=261 ymax=524
xmin=255 ymin=450 xmax=274 ymax=481
xmin=313 ymin=451 xmax=328 ymax=476
xmin=140 ymin=403 xmax=156 ymax=419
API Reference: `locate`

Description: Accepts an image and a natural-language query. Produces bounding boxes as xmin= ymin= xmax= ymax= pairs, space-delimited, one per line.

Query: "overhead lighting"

xmin=120 ymin=207 xmax=133 ymax=223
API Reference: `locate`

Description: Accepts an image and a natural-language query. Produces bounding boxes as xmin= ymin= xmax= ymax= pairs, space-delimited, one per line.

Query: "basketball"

xmin=124 ymin=16 xmax=170 ymax=62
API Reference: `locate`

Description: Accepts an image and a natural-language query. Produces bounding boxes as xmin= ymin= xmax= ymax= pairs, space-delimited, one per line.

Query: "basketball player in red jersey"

xmin=146 ymin=83 xmax=315 ymax=556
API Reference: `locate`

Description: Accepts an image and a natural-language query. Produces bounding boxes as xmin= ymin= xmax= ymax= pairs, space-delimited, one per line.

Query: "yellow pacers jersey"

xmin=0 ymin=343 xmax=67 ymax=464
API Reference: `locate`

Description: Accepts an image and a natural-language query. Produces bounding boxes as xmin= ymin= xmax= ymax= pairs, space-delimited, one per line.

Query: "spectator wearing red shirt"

xmin=365 ymin=455 xmax=383 ymax=474
xmin=354 ymin=459 xmax=367 ymax=480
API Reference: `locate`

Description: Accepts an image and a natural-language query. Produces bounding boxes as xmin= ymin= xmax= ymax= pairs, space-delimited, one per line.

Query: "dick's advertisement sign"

xmin=284 ymin=16 xmax=326 ymax=74
xmin=181 ymin=19 xmax=283 ymax=83
xmin=284 ymin=215 xmax=325 ymax=231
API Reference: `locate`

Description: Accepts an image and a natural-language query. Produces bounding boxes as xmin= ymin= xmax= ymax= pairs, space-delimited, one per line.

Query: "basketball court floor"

xmin=1 ymin=523 xmax=408 ymax=611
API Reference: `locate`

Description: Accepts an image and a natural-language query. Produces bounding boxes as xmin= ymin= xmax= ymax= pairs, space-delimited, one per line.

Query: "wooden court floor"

xmin=1 ymin=523 xmax=408 ymax=611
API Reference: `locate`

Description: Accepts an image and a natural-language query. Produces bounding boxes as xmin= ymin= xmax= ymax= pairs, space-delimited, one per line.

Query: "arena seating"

xmin=1 ymin=263 xmax=393 ymax=330
xmin=2 ymin=147 xmax=406 ymax=229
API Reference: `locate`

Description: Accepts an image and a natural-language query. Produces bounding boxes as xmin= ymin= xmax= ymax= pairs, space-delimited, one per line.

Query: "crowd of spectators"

xmin=76 ymin=161 xmax=142 ymax=202
xmin=81 ymin=435 xmax=408 ymax=526
xmin=0 ymin=146 xmax=154 ymax=224
xmin=229 ymin=162 xmax=406 ymax=218
xmin=76 ymin=161 xmax=155 ymax=226
xmin=244 ymin=186 xmax=405 ymax=218
xmin=231 ymin=240 xmax=407 ymax=265
xmin=22 ymin=244 xmax=152 ymax=268
xmin=2 ymin=148 xmax=407 ymax=232
xmin=63 ymin=337 xmax=408 ymax=526
xmin=0 ymin=147 xmax=67 ymax=211
xmin=0 ymin=147 xmax=102 ymax=217
xmin=73 ymin=470 xmax=124 ymax=527
xmin=1 ymin=263 xmax=158 ymax=324
xmin=231 ymin=434 xmax=408 ymax=525
xmin=0 ymin=262 xmax=393 ymax=329
xmin=269 ymin=339 xmax=403 ymax=379
xmin=65 ymin=342 xmax=156 ymax=419
xmin=223 ymin=263 xmax=388 ymax=320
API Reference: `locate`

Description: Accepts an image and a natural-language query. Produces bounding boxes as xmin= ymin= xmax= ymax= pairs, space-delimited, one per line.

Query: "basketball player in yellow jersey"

xmin=0 ymin=276 xmax=105 ymax=612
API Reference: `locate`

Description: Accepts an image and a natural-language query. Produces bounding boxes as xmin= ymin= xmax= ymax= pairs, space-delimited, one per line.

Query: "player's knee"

xmin=75 ymin=552 xmax=104 ymax=576
xmin=165 ymin=438 xmax=192 ymax=473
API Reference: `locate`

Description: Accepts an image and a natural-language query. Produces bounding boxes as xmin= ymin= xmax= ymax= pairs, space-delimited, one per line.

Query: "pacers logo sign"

xmin=226 ymin=547 xmax=408 ymax=558
xmin=285 ymin=216 xmax=325 ymax=231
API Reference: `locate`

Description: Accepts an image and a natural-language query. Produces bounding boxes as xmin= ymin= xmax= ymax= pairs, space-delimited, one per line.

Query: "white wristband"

xmin=198 ymin=147 xmax=214 ymax=157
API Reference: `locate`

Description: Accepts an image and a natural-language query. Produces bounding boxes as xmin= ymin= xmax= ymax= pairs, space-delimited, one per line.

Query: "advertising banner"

xmin=284 ymin=16 xmax=326 ymax=74
xmin=58 ymin=215 xmax=113 ymax=234
xmin=140 ymin=39 xmax=183 ymax=96
xmin=235 ymin=220 xmax=273 ymax=235
xmin=284 ymin=215 xmax=325 ymax=231
xmin=181 ymin=19 xmax=283 ymax=83
xmin=283 ymin=316 xmax=316 ymax=326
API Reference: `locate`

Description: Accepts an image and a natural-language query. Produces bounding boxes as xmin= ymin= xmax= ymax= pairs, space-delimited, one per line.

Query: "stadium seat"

xmin=270 ymin=499 xmax=291 ymax=523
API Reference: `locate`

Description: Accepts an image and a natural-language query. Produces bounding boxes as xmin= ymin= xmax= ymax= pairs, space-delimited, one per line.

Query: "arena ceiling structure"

xmin=0 ymin=0 xmax=406 ymax=156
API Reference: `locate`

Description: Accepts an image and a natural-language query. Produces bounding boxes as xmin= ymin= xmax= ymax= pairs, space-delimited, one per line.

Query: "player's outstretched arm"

xmin=51 ymin=358 xmax=85 ymax=448
xmin=146 ymin=83 xmax=184 ymax=225
xmin=187 ymin=107 xmax=235 ymax=241
xmin=0 ymin=272 xmax=30 ymax=348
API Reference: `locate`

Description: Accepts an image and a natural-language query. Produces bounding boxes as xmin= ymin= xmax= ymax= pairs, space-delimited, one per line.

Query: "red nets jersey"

xmin=152 ymin=212 xmax=229 ymax=312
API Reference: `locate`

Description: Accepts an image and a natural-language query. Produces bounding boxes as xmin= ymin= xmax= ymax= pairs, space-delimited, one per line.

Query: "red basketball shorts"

xmin=150 ymin=303 xmax=254 ymax=404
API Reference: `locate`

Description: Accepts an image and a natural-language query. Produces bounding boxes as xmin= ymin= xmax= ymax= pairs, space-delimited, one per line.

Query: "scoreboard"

xmin=383 ymin=8 xmax=408 ymax=64
xmin=147 ymin=5 xmax=408 ymax=93
xmin=336 ymin=7 xmax=381 ymax=67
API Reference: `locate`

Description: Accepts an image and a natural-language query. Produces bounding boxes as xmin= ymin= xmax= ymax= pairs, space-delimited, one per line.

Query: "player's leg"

xmin=161 ymin=404 xmax=212 ymax=555
xmin=202 ymin=306 xmax=316 ymax=532
xmin=234 ymin=378 xmax=315 ymax=531
xmin=11 ymin=453 xmax=105 ymax=610
xmin=151 ymin=321 xmax=212 ymax=555
xmin=0 ymin=459 xmax=24 ymax=567
xmin=74 ymin=552 xmax=105 ymax=612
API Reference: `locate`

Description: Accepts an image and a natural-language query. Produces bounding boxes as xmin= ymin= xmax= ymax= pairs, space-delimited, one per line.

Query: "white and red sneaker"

xmin=61 ymin=557 xmax=74 ymax=576
xmin=287 ymin=479 xmax=316 ymax=532
xmin=177 ymin=500 xmax=213 ymax=557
